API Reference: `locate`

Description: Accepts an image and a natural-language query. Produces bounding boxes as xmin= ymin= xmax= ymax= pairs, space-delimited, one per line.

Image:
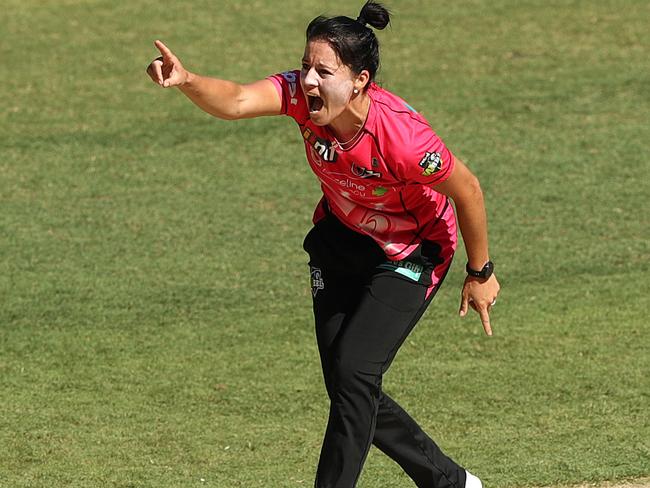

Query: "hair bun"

xmin=358 ymin=1 xmax=390 ymax=30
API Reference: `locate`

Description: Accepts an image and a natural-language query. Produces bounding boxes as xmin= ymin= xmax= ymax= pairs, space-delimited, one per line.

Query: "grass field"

xmin=1 ymin=1 xmax=649 ymax=487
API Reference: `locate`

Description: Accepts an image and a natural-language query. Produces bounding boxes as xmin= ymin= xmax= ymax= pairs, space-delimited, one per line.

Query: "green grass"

xmin=1 ymin=1 xmax=649 ymax=487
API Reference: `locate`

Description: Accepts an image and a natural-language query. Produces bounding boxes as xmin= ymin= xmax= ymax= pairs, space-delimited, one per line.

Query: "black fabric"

xmin=303 ymin=214 xmax=467 ymax=488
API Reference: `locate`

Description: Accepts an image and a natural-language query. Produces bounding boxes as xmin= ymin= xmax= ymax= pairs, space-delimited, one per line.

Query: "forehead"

xmin=302 ymin=40 xmax=341 ymax=67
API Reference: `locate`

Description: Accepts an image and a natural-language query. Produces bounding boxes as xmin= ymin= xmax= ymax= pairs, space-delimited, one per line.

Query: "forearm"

xmin=178 ymin=72 xmax=244 ymax=120
xmin=453 ymin=179 xmax=490 ymax=270
xmin=434 ymin=157 xmax=491 ymax=269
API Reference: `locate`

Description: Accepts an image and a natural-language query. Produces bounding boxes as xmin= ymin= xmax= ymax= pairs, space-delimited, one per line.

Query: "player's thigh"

xmin=310 ymin=269 xmax=363 ymax=354
xmin=334 ymin=275 xmax=429 ymax=373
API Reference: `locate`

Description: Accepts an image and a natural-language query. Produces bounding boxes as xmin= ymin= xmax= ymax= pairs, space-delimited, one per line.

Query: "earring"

xmin=353 ymin=89 xmax=359 ymax=94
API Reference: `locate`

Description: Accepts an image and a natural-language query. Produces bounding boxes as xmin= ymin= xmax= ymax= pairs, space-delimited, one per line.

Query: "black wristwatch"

xmin=466 ymin=261 xmax=494 ymax=279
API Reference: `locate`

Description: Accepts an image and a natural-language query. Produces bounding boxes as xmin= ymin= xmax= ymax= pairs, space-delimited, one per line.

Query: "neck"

xmin=328 ymin=92 xmax=371 ymax=143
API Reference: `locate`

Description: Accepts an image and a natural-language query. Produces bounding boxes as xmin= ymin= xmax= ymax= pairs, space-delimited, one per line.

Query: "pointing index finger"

xmin=479 ymin=307 xmax=493 ymax=336
xmin=154 ymin=40 xmax=174 ymax=59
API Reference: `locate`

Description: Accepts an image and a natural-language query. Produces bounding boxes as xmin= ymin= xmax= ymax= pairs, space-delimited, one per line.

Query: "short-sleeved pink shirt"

xmin=268 ymin=70 xmax=457 ymax=266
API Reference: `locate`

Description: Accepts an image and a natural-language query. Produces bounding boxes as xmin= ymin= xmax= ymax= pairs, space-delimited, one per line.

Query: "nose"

xmin=302 ymin=67 xmax=319 ymax=90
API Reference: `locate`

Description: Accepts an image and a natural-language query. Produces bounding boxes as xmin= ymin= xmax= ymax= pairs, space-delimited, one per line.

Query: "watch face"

xmin=467 ymin=261 xmax=494 ymax=278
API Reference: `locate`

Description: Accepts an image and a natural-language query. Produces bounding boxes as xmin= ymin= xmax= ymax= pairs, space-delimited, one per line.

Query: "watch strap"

xmin=466 ymin=261 xmax=494 ymax=279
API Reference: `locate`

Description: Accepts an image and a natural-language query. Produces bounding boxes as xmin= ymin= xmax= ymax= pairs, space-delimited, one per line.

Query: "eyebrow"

xmin=301 ymin=58 xmax=337 ymax=71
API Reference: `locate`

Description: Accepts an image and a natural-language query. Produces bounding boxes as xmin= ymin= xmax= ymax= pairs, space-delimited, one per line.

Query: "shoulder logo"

xmin=281 ymin=71 xmax=299 ymax=106
xmin=419 ymin=152 xmax=442 ymax=176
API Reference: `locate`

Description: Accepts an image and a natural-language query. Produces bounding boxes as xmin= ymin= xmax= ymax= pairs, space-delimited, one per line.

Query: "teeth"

xmin=309 ymin=95 xmax=323 ymax=112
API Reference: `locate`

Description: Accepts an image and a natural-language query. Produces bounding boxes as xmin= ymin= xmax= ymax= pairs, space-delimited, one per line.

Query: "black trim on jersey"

xmin=427 ymin=197 xmax=451 ymax=233
xmin=375 ymin=190 xmax=424 ymax=259
xmin=383 ymin=194 xmax=450 ymax=259
xmin=399 ymin=191 xmax=421 ymax=233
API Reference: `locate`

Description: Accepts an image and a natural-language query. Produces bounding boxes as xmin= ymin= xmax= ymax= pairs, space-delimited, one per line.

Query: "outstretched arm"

xmin=146 ymin=40 xmax=282 ymax=120
xmin=433 ymin=156 xmax=500 ymax=336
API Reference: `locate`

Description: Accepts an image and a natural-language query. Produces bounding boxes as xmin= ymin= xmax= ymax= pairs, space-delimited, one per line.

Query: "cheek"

xmin=324 ymin=80 xmax=353 ymax=107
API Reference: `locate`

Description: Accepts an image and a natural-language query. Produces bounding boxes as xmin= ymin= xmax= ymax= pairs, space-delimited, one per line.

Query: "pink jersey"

xmin=268 ymin=70 xmax=457 ymax=264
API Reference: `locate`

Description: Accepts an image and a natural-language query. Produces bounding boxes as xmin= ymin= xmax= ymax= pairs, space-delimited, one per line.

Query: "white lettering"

xmin=331 ymin=176 xmax=366 ymax=192
xmin=309 ymin=146 xmax=323 ymax=167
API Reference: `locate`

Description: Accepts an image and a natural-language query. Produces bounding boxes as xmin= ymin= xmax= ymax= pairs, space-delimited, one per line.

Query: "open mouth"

xmin=308 ymin=95 xmax=324 ymax=113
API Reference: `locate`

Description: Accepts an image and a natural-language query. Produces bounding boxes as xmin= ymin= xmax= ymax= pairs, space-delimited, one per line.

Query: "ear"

xmin=354 ymin=69 xmax=371 ymax=92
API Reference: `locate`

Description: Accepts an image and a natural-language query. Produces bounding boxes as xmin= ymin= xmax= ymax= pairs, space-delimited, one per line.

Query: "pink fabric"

xmin=268 ymin=71 xmax=457 ymax=276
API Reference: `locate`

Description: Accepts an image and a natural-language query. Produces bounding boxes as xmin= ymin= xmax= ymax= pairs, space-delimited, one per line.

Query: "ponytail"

xmin=356 ymin=1 xmax=390 ymax=30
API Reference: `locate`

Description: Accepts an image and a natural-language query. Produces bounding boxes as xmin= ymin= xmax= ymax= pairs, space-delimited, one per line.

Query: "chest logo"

xmin=302 ymin=128 xmax=338 ymax=163
xmin=419 ymin=151 xmax=443 ymax=176
xmin=351 ymin=162 xmax=382 ymax=179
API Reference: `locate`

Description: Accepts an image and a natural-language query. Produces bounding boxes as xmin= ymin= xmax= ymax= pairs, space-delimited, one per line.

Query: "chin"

xmin=309 ymin=112 xmax=330 ymax=126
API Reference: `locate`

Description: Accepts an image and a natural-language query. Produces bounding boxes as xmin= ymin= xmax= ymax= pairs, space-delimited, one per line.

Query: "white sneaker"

xmin=465 ymin=470 xmax=483 ymax=488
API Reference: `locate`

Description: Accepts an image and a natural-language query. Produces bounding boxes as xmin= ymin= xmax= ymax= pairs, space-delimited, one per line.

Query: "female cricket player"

xmin=146 ymin=2 xmax=500 ymax=487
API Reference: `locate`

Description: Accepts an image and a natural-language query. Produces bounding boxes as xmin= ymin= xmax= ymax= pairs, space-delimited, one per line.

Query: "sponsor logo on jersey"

xmin=419 ymin=151 xmax=443 ymax=176
xmin=372 ymin=186 xmax=388 ymax=197
xmin=281 ymin=71 xmax=299 ymax=106
xmin=351 ymin=162 xmax=382 ymax=179
xmin=321 ymin=172 xmax=368 ymax=198
xmin=377 ymin=260 xmax=424 ymax=282
xmin=331 ymin=175 xmax=366 ymax=192
xmin=310 ymin=266 xmax=325 ymax=297
xmin=303 ymin=127 xmax=338 ymax=163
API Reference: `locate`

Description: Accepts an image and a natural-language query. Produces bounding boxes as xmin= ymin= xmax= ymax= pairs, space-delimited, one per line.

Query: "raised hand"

xmin=146 ymin=40 xmax=189 ymax=88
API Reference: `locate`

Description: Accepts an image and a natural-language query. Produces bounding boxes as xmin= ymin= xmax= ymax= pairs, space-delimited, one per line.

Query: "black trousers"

xmin=303 ymin=214 xmax=467 ymax=488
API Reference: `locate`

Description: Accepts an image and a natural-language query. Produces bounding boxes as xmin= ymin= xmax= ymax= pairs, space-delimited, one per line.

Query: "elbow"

xmin=213 ymin=102 xmax=243 ymax=120
xmin=222 ymin=86 xmax=251 ymax=120
xmin=449 ymin=173 xmax=484 ymax=208
xmin=467 ymin=174 xmax=483 ymax=199
xmin=210 ymin=84 xmax=246 ymax=120
xmin=217 ymin=111 xmax=240 ymax=121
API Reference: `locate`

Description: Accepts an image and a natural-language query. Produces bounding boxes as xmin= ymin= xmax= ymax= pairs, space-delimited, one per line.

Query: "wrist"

xmin=468 ymin=259 xmax=488 ymax=271
xmin=466 ymin=260 xmax=494 ymax=279
xmin=180 ymin=70 xmax=195 ymax=87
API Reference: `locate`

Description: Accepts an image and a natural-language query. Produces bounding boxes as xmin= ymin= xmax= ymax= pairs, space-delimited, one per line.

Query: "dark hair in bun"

xmin=356 ymin=1 xmax=391 ymax=29
xmin=306 ymin=2 xmax=391 ymax=88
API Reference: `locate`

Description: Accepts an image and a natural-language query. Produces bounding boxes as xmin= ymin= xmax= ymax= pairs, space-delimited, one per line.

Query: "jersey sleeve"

xmin=266 ymin=70 xmax=308 ymax=122
xmin=396 ymin=122 xmax=455 ymax=186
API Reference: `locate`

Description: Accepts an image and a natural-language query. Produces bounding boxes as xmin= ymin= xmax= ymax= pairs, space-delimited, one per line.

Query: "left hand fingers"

xmin=478 ymin=306 xmax=493 ymax=336
xmin=469 ymin=299 xmax=493 ymax=336
xmin=462 ymin=274 xmax=500 ymax=336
